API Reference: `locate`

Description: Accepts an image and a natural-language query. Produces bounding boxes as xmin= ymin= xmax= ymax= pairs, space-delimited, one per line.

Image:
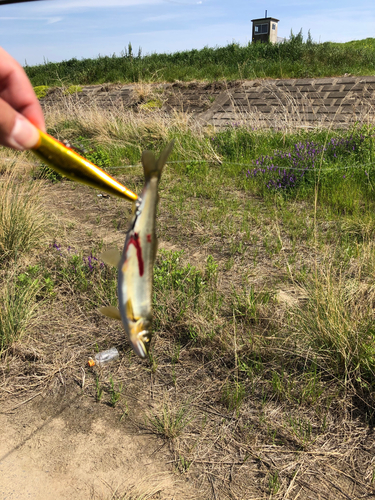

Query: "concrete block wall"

xmin=40 ymin=77 xmax=375 ymax=128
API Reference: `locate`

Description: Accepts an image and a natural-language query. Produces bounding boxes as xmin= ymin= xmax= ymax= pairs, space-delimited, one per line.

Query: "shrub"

xmin=33 ymin=85 xmax=49 ymax=100
xmin=0 ymin=277 xmax=39 ymax=351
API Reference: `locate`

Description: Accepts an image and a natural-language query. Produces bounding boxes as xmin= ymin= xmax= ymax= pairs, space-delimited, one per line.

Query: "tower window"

xmin=254 ymin=23 xmax=268 ymax=34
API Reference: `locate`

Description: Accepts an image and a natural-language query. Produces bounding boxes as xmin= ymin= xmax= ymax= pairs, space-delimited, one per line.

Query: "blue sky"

xmin=0 ymin=0 xmax=374 ymax=66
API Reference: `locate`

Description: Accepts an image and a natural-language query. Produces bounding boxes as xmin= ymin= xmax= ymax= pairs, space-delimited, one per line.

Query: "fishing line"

xmin=106 ymin=160 xmax=375 ymax=173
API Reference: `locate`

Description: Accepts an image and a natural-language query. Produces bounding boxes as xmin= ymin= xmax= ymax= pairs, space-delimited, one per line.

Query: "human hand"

xmin=0 ymin=47 xmax=45 ymax=150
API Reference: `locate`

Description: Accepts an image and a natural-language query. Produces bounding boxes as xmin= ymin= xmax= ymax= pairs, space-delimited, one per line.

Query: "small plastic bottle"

xmin=88 ymin=347 xmax=119 ymax=367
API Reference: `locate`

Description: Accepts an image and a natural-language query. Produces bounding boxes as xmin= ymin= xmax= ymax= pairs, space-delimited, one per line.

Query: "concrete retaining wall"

xmin=40 ymin=76 xmax=375 ymax=128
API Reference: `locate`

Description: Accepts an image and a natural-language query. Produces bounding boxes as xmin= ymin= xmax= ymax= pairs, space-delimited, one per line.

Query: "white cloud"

xmin=0 ymin=16 xmax=63 ymax=23
xmin=37 ymin=0 xmax=161 ymax=10
xmin=46 ymin=16 xmax=63 ymax=24
xmin=162 ymin=0 xmax=203 ymax=4
xmin=32 ymin=0 xmax=205 ymax=13
xmin=143 ymin=12 xmax=183 ymax=22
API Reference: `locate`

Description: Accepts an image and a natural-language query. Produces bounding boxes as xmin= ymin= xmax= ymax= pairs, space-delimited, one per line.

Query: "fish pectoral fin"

xmin=126 ymin=299 xmax=136 ymax=322
xmin=142 ymin=140 xmax=174 ymax=179
xmin=142 ymin=150 xmax=157 ymax=178
xmin=99 ymin=306 xmax=122 ymax=321
xmin=99 ymin=248 xmax=121 ymax=267
xmin=156 ymin=140 xmax=175 ymax=172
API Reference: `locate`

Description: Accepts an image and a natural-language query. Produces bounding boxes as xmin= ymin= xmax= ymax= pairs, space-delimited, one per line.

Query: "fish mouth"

xmin=128 ymin=316 xmax=152 ymax=359
xmin=128 ymin=326 xmax=151 ymax=359
xmin=133 ymin=330 xmax=151 ymax=358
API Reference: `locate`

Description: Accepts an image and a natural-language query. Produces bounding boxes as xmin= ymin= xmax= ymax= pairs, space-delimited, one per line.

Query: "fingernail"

xmin=8 ymin=115 xmax=40 ymax=150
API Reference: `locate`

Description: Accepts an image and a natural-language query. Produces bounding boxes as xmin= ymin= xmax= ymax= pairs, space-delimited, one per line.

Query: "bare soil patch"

xmin=0 ymin=384 xmax=192 ymax=500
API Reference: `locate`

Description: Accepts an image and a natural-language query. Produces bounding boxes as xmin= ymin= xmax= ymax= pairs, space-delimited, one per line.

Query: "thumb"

xmin=0 ymin=98 xmax=40 ymax=150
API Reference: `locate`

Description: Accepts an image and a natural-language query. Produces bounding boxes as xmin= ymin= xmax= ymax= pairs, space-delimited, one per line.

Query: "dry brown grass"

xmin=0 ymin=173 xmax=49 ymax=262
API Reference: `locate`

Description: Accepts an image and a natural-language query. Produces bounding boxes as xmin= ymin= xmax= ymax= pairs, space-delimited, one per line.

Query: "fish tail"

xmin=141 ymin=140 xmax=174 ymax=180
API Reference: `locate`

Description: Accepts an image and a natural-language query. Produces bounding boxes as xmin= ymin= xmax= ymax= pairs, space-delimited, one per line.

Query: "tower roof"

xmin=251 ymin=17 xmax=279 ymax=23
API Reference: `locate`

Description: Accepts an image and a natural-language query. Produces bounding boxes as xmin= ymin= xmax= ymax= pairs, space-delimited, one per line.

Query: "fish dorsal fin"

xmin=99 ymin=306 xmax=122 ymax=321
xmin=99 ymin=248 xmax=121 ymax=267
xmin=141 ymin=140 xmax=174 ymax=179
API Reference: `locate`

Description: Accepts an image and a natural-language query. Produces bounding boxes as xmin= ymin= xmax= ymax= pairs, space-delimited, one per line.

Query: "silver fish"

xmin=99 ymin=141 xmax=174 ymax=358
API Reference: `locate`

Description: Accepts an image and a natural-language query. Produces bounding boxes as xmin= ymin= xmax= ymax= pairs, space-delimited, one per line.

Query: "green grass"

xmin=25 ymin=34 xmax=375 ymax=87
xmin=46 ymin=243 xmax=118 ymax=310
xmin=221 ymin=379 xmax=246 ymax=414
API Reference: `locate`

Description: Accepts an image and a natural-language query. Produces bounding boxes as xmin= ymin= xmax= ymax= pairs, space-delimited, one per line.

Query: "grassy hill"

xmin=25 ymin=33 xmax=375 ymax=87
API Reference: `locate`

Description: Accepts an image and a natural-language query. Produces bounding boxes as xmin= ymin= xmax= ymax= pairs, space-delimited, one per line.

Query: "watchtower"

xmin=251 ymin=11 xmax=279 ymax=44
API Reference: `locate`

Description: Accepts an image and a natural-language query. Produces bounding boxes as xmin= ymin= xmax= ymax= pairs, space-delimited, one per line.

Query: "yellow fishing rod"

xmin=32 ymin=130 xmax=138 ymax=203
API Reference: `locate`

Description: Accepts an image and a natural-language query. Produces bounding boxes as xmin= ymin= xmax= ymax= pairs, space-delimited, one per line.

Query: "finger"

xmin=0 ymin=97 xmax=40 ymax=150
xmin=0 ymin=47 xmax=45 ymax=131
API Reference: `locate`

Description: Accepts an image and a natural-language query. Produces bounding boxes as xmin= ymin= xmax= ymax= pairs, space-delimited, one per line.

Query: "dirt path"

xmin=0 ymin=386 xmax=191 ymax=499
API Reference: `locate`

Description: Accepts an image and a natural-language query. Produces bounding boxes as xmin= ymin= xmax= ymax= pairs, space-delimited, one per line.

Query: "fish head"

xmin=129 ymin=318 xmax=152 ymax=358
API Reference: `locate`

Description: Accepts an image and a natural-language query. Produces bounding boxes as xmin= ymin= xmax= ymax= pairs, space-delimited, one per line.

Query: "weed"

xmin=139 ymin=99 xmax=163 ymax=111
xmin=85 ymin=146 xmax=111 ymax=170
xmin=95 ymin=375 xmax=104 ymax=402
xmin=147 ymin=400 xmax=192 ymax=439
xmin=109 ymin=375 xmax=123 ymax=407
xmin=50 ymin=243 xmax=117 ymax=308
xmin=268 ymin=471 xmax=281 ymax=495
xmin=33 ymin=85 xmax=49 ymax=99
xmin=120 ymin=402 xmax=129 ymax=421
xmin=231 ymin=286 xmax=271 ymax=324
xmin=221 ymin=380 xmax=246 ymax=414
xmin=64 ymin=85 xmax=83 ymax=95
xmin=285 ymin=414 xmax=313 ymax=446
xmin=147 ymin=349 xmax=158 ymax=373
xmin=239 ymin=354 xmax=264 ymax=377
xmin=153 ymin=250 xmax=206 ymax=322
xmin=177 ymin=455 xmax=192 ymax=473
xmin=17 ymin=264 xmax=55 ymax=300
xmin=205 ymin=254 xmax=218 ymax=284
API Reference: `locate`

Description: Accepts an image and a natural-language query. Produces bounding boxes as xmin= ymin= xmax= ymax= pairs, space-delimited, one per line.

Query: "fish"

xmin=99 ymin=141 xmax=174 ymax=358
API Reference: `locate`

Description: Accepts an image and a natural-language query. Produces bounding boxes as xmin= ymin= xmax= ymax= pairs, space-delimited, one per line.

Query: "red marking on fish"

xmin=125 ymin=232 xmax=144 ymax=276
xmin=147 ymin=234 xmax=152 ymax=243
